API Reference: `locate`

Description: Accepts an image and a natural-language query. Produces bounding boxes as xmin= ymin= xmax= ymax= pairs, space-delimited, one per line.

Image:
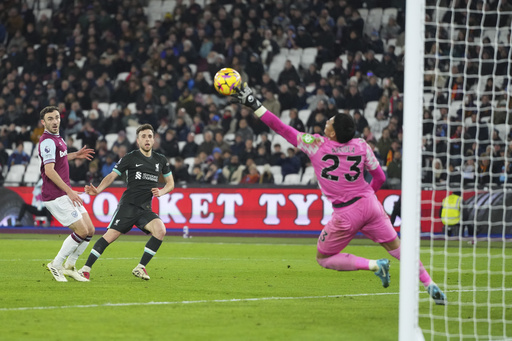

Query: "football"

xmin=213 ymin=68 xmax=242 ymax=96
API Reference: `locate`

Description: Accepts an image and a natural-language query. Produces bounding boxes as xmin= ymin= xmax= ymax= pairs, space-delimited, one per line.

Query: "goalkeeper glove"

xmin=233 ymin=82 xmax=262 ymax=111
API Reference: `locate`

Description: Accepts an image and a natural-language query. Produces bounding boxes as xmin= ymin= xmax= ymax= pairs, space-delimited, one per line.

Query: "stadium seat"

xmin=23 ymin=164 xmax=40 ymax=185
xmin=105 ymin=133 xmax=118 ymax=150
xmin=23 ymin=141 xmax=34 ymax=156
xmin=194 ymin=133 xmax=204 ymax=145
xmin=283 ymin=174 xmax=301 ymax=185
xmin=300 ymin=47 xmax=318 ymax=70
xmin=498 ymin=27 xmax=510 ymax=44
xmin=184 ymin=157 xmax=195 ymax=172
xmin=224 ymin=133 xmax=235 ymax=143
xmin=5 ymin=165 xmax=26 ymax=185
xmin=271 ymin=134 xmax=293 ymax=150
xmin=126 ymin=126 xmax=137 ymax=143
xmin=115 ymin=72 xmax=130 ymax=88
xmin=270 ymin=165 xmax=282 ymax=176
xmin=201 ymin=71 xmax=212 ymax=85
xmin=365 ymin=8 xmax=383 ymax=37
xmin=320 ymin=62 xmax=335 ymax=78
xmin=382 ymin=8 xmax=398 ymax=29
xmin=127 ymin=102 xmax=137 ymax=114
xmin=358 ymin=8 xmax=369 ymax=22
xmin=301 ymin=173 xmax=316 ymax=185
xmin=98 ymin=103 xmax=110 ymax=116
xmin=273 ymin=173 xmax=283 ymax=184
xmin=298 ymin=110 xmax=311 ymax=125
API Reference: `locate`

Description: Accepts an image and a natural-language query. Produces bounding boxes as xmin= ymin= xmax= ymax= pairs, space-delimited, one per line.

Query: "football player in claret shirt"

xmin=80 ymin=124 xmax=174 ymax=280
xmin=39 ymin=106 xmax=95 ymax=282
xmin=232 ymin=83 xmax=446 ymax=305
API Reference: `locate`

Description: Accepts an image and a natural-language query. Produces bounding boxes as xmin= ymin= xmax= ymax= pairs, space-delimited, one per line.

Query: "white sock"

xmin=368 ymin=260 xmax=378 ymax=271
xmin=53 ymin=234 xmax=82 ymax=267
xmin=64 ymin=239 xmax=91 ymax=268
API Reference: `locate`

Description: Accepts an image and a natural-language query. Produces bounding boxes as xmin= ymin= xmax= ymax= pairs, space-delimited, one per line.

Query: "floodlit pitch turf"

xmin=0 ymin=234 xmax=510 ymax=340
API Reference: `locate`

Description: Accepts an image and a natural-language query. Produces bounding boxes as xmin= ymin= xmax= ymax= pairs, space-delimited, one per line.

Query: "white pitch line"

xmin=2 ymin=288 xmax=511 ymax=312
xmin=0 ymin=292 xmax=398 ymax=312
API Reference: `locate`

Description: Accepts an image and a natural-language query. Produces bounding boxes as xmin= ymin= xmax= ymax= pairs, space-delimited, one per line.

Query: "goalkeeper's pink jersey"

xmin=260 ymin=110 xmax=382 ymax=205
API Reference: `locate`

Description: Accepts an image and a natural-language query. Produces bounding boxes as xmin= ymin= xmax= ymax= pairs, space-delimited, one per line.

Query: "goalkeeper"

xmin=232 ymin=83 xmax=446 ymax=305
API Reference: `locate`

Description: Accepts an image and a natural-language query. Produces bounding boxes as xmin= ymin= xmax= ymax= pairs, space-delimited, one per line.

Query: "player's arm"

xmin=151 ymin=172 xmax=175 ymax=197
xmin=85 ymin=172 xmax=119 ymax=196
xmin=233 ymin=83 xmax=299 ymax=147
xmin=364 ymin=141 xmax=386 ymax=192
xmin=44 ymin=163 xmax=83 ymax=206
xmin=68 ymin=145 xmax=95 ymax=161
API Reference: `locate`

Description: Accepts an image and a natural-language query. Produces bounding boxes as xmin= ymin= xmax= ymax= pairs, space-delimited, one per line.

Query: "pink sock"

xmin=387 ymin=246 xmax=432 ymax=287
xmin=419 ymin=261 xmax=433 ymax=287
xmin=317 ymin=253 xmax=370 ymax=271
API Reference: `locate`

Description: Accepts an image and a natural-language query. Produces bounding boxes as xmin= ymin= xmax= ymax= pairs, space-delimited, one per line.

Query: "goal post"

xmin=399 ymin=0 xmax=425 ymax=340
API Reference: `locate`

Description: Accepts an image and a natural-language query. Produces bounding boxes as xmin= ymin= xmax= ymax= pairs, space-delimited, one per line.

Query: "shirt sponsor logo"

xmin=135 ymin=171 xmax=142 ymax=180
xmin=59 ymin=150 xmax=68 ymax=157
xmin=302 ymin=134 xmax=314 ymax=144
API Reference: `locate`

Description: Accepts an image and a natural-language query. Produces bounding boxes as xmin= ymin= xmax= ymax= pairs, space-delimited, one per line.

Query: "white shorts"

xmin=44 ymin=195 xmax=87 ymax=227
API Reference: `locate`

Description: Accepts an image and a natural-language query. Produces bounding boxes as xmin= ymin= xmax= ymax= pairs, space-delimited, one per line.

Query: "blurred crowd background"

xmin=0 ymin=0 xmax=511 ymax=190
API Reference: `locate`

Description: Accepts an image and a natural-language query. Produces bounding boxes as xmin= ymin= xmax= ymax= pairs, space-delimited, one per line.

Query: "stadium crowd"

xmin=0 ymin=0 xmax=511 ymax=190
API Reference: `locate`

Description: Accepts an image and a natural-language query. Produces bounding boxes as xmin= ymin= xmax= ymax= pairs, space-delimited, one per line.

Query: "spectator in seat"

xmin=181 ymin=132 xmax=199 ymax=159
xmin=277 ymin=60 xmax=301 ymax=86
xmin=261 ymin=90 xmax=281 ymax=117
xmin=289 ymin=108 xmax=306 ymax=133
xmin=171 ymin=157 xmax=191 ymax=183
xmin=7 ymin=143 xmax=30 ymax=170
xmin=240 ymin=164 xmax=260 ymax=184
xmin=259 ymin=164 xmax=275 ymax=184
xmin=345 ymin=85 xmax=365 ymax=110
xmin=112 ymin=130 xmax=131 ymax=154
xmin=362 ymin=75 xmax=383 ymax=104
xmin=213 ymin=131 xmax=231 ymax=153
xmin=197 ymin=130 xmax=215 ymax=156
xmin=277 ymin=147 xmax=301 ymax=177
xmin=385 ymin=150 xmax=402 ymax=190
xmin=161 ymin=129 xmax=180 ymax=158
xmin=69 ymin=158 xmax=88 ymax=184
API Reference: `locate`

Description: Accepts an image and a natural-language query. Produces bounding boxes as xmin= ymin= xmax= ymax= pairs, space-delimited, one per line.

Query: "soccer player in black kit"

xmin=80 ymin=124 xmax=175 ymax=280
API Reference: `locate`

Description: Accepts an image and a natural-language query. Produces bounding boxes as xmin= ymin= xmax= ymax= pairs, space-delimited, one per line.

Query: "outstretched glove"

xmin=232 ymin=82 xmax=262 ymax=112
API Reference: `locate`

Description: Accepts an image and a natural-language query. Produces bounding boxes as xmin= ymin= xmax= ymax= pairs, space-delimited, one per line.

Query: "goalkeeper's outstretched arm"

xmin=233 ymin=83 xmax=300 ymax=147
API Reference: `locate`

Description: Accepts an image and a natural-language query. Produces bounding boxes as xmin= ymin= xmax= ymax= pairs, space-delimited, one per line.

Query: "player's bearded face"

xmin=42 ymin=111 xmax=60 ymax=134
xmin=137 ymin=130 xmax=154 ymax=152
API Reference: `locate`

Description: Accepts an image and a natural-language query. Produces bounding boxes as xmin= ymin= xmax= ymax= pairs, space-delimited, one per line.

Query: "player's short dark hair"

xmin=40 ymin=106 xmax=60 ymax=120
xmin=136 ymin=124 xmax=154 ymax=136
xmin=333 ymin=113 xmax=356 ymax=143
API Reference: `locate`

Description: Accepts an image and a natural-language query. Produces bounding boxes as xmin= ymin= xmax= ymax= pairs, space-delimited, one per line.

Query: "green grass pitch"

xmin=0 ymin=234 xmax=510 ymax=340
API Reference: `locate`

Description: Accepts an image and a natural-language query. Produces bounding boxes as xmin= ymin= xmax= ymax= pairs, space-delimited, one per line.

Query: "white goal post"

xmin=399 ymin=0 xmax=425 ymax=340
xmin=401 ymin=1 xmax=512 ymax=340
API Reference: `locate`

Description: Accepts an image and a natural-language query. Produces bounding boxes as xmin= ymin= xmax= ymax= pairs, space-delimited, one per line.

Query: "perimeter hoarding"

xmin=3 ymin=186 xmax=448 ymax=233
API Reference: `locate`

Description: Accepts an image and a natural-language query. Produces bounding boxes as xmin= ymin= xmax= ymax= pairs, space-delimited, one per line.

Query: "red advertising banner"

xmin=6 ymin=187 xmax=447 ymax=233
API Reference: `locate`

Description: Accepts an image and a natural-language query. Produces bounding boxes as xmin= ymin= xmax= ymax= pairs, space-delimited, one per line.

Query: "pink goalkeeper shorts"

xmin=317 ymin=195 xmax=398 ymax=255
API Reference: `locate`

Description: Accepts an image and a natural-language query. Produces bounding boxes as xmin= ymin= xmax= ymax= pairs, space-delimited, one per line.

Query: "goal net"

xmin=402 ymin=0 xmax=512 ymax=339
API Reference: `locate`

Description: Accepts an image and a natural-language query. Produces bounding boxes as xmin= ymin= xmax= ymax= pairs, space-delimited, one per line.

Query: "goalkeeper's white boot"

xmin=132 ymin=265 xmax=150 ymax=280
xmin=374 ymin=259 xmax=390 ymax=288
xmin=62 ymin=264 xmax=89 ymax=282
xmin=47 ymin=262 xmax=67 ymax=282
xmin=427 ymin=283 xmax=447 ymax=305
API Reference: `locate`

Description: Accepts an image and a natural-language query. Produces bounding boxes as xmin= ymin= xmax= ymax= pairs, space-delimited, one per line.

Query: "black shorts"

xmin=108 ymin=205 xmax=160 ymax=234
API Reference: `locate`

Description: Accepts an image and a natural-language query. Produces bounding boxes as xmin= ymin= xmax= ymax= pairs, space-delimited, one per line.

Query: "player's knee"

xmin=317 ymin=257 xmax=329 ymax=269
